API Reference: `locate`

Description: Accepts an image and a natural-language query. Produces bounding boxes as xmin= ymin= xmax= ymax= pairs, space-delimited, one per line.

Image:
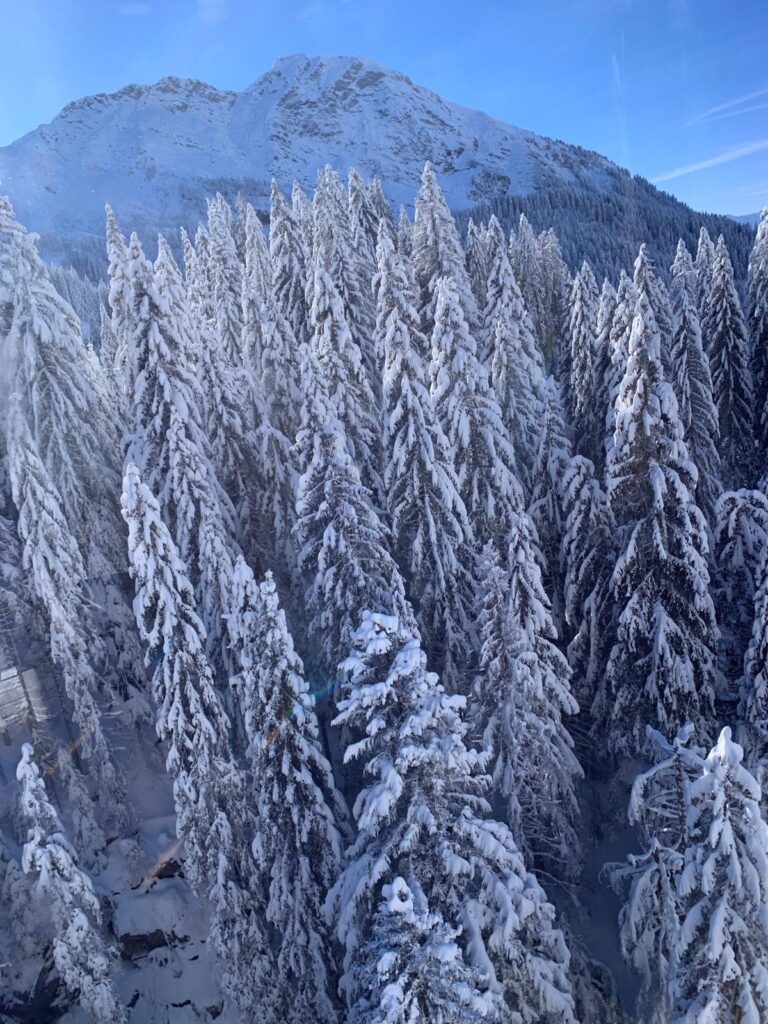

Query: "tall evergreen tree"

xmin=472 ymin=522 xmax=582 ymax=881
xmin=703 ymin=235 xmax=754 ymax=481
xmin=567 ymin=261 xmax=599 ymax=440
xmin=715 ymin=489 xmax=768 ymax=690
xmin=485 ymin=215 xmax=543 ymax=485
xmin=560 ymin=455 xmax=615 ymax=716
xmin=670 ymin=240 xmax=722 ymax=524
xmin=329 ymin=612 xmax=578 ymax=1024
xmin=430 ymin=275 xmax=523 ymax=551
xmin=207 ymin=193 xmax=243 ymax=364
xmin=694 ymin=226 xmax=715 ymax=320
xmin=671 ymin=728 xmax=768 ymax=1024
xmin=748 ymin=205 xmax=768 ymax=452
xmin=603 ymin=270 xmax=637 ymax=469
xmin=590 ymin=278 xmax=617 ymax=475
xmin=465 ymin=217 xmax=489 ymax=307
xmin=603 ymin=254 xmax=718 ymax=754
xmin=376 ymin=224 xmax=472 ymax=688
xmin=270 ymin=180 xmax=310 ymax=347
xmin=293 ymin=353 xmax=411 ymax=677
xmin=412 ymin=162 xmax=478 ymax=333
xmin=16 ymin=744 xmax=126 ymax=1024
xmin=227 ymin=559 xmax=345 ymax=1024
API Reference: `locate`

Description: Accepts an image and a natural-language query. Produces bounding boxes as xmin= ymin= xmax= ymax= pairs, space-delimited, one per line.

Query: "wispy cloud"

xmin=197 ymin=0 xmax=230 ymax=23
xmin=653 ymin=139 xmax=768 ymax=183
xmin=296 ymin=1 xmax=326 ymax=24
xmin=116 ymin=2 xmax=151 ymax=14
xmin=687 ymin=85 xmax=768 ymax=126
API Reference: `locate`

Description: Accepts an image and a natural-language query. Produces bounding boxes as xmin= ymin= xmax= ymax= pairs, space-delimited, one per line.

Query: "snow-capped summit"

xmin=0 ymin=54 xmax=620 ymax=254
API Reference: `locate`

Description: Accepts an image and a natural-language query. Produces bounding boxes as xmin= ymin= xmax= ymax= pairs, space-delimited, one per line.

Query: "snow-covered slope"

xmin=0 ymin=54 xmax=623 ymax=252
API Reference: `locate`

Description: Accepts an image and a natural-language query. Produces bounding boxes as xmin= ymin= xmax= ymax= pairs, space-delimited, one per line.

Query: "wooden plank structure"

xmin=0 ymin=665 xmax=48 ymax=735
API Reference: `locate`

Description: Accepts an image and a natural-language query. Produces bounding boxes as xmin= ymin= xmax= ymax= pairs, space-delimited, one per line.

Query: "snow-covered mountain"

xmin=0 ymin=53 xmax=753 ymax=281
xmin=0 ymin=55 xmax=636 ymax=248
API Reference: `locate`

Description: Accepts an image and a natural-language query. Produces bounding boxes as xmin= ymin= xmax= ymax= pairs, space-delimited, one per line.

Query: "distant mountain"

xmin=731 ymin=212 xmax=761 ymax=227
xmin=0 ymin=54 xmax=754 ymax=280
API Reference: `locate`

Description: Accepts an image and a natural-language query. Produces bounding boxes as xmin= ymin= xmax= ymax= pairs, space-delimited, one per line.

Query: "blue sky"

xmin=0 ymin=0 xmax=766 ymax=214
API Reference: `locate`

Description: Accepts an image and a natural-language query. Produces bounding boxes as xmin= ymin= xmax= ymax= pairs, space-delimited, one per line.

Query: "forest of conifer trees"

xmin=1 ymin=160 xmax=768 ymax=1023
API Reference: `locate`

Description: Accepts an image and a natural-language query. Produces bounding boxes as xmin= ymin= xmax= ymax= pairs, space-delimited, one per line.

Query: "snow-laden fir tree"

xmin=329 ymin=612 xmax=579 ymax=1024
xmin=309 ymin=253 xmax=381 ymax=496
xmin=292 ymin=181 xmax=315 ymax=268
xmin=243 ymin=201 xmax=272 ymax=307
xmin=603 ymin=253 xmax=718 ymax=755
xmin=694 ymin=226 xmax=715 ymax=320
xmin=430 ymin=274 xmax=523 ymax=552
xmin=412 ymin=162 xmax=478 ymax=333
xmin=560 ymin=455 xmax=615 ymax=717
xmin=16 ymin=744 xmax=126 ymax=1024
xmin=510 ymin=212 xmax=546 ymax=352
xmin=465 ymin=217 xmax=489 ymax=308
xmin=739 ymin=527 xmax=768 ymax=773
xmin=636 ymin=244 xmax=674 ymax=378
xmin=603 ymin=269 xmax=637 ymax=468
xmin=7 ymin=396 xmax=125 ymax=827
xmin=714 ymin=489 xmax=768 ymax=690
xmin=347 ymin=167 xmax=378 ymax=275
xmin=671 ymin=728 xmax=768 ymax=1024
xmin=485 ymin=215 xmax=543 ymax=486
xmin=227 ymin=558 xmax=346 ymax=1024
xmin=527 ymin=376 xmax=571 ymax=630
xmin=347 ymin=876 xmax=491 ymax=1024
xmin=293 ymin=347 xmax=412 ymax=678
xmin=609 ymin=724 xmax=705 ymax=1024
xmin=566 ymin=260 xmax=599 ymax=444
xmin=670 ymin=240 xmax=722 ymax=525
xmin=367 ymin=176 xmax=395 ymax=235
xmin=313 ymin=166 xmax=377 ymax=390
xmin=537 ymin=228 xmax=571 ymax=369
xmin=702 ymin=234 xmax=754 ymax=482
xmin=270 ymin=180 xmax=310 ymax=346
xmin=376 ymin=223 xmax=473 ymax=689
xmin=206 ymin=193 xmax=243 ymax=364
xmin=589 ymin=278 xmax=617 ymax=476
xmin=397 ymin=204 xmax=412 ymax=257
xmin=471 ymin=528 xmax=582 ymax=882
xmin=748 ymin=205 xmax=768 ymax=453
xmin=104 ymin=203 xmax=132 ymax=387
xmin=121 ymin=466 xmax=270 ymax=1014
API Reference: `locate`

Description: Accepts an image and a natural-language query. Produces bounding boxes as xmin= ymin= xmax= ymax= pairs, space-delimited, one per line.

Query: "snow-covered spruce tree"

xmin=694 ymin=226 xmax=715 ymax=320
xmin=368 ymin=176 xmax=395 ymax=232
xmin=313 ymin=166 xmax=377 ymax=391
xmin=104 ymin=203 xmax=132 ymax=388
xmin=636 ymin=244 xmax=674 ymax=378
xmin=602 ymin=258 xmax=718 ymax=755
xmin=227 ymin=559 xmax=346 ymax=1024
xmin=17 ymin=744 xmax=126 ymax=1024
xmin=348 ymin=876 xmax=491 ymax=1024
xmin=243 ymin=201 xmax=272 ymax=307
xmin=715 ymin=489 xmax=768 ymax=691
xmin=603 ymin=269 xmax=637 ymax=469
xmin=566 ymin=260 xmax=599 ymax=444
xmin=560 ymin=455 xmax=615 ymax=716
xmin=270 ymin=180 xmax=310 ymax=347
xmin=750 ymin=205 xmax=768 ymax=454
xmin=589 ymin=278 xmax=617 ymax=477
xmin=739 ymin=524 xmax=768 ymax=771
xmin=206 ymin=193 xmax=243 ymax=364
xmin=671 ymin=728 xmax=768 ymax=1023
xmin=485 ymin=215 xmax=544 ymax=486
xmin=293 ymin=350 xmax=412 ymax=678
xmin=121 ymin=466 xmax=270 ymax=1012
xmin=376 ymin=223 xmax=473 ymax=690
xmin=329 ymin=612 xmax=578 ymax=1024
xmin=1 ymin=200 xmax=123 ymax=572
xmin=670 ymin=240 xmax=722 ymax=525
xmin=412 ymin=162 xmax=478 ymax=334
xmin=703 ymin=234 xmax=754 ymax=482
xmin=471 ymin=530 xmax=582 ymax=882
xmin=430 ymin=274 xmax=524 ymax=552
xmin=7 ymin=396 xmax=125 ymax=827
xmin=465 ymin=217 xmax=489 ymax=308
xmin=537 ymin=228 xmax=571 ymax=370
xmin=527 ymin=376 xmax=571 ymax=630
xmin=348 ymin=167 xmax=378 ymax=275
xmin=397 ymin=204 xmax=412 ymax=258
xmin=609 ymin=724 xmax=705 ymax=1024
xmin=292 ymin=181 xmax=315 ymax=268
xmin=309 ymin=253 xmax=381 ymax=497
xmin=511 ymin=212 xmax=546 ymax=351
